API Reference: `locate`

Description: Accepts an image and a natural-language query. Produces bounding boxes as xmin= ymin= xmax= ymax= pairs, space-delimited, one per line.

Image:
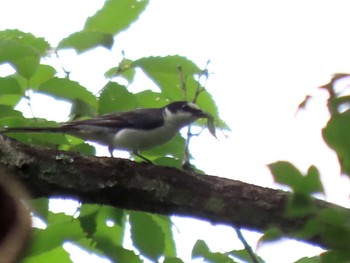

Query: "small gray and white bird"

xmin=1 ymin=101 xmax=208 ymax=162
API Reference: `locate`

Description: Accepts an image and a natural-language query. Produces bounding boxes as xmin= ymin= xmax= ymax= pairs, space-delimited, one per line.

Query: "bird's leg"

xmin=132 ymin=151 xmax=153 ymax=164
xmin=108 ymin=146 xmax=114 ymax=157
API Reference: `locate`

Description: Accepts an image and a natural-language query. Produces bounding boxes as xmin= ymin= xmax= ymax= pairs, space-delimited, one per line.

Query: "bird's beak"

xmin=196 ymin=110 xmax=209 ymax=118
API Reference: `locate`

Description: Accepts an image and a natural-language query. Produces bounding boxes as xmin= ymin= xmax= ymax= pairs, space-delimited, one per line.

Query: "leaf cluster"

xmin=0 ymin=1 xmax=227 ymax=263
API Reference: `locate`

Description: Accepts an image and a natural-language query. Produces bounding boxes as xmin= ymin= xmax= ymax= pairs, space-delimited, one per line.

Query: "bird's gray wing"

xmin=62 ymin=108 xmax=164 ymax=130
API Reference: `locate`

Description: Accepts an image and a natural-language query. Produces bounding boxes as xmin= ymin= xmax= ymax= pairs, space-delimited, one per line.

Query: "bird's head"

xmin=163 ymin=101 xmax=208 ymax=127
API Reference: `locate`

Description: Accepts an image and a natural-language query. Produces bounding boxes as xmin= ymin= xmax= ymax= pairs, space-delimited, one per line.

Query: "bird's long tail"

xmin=0 ymin=127 xmax=65 ymax=133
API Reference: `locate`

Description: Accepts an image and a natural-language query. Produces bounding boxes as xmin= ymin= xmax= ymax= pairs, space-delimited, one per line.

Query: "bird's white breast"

xmin=111 ymin=124 xmax=179 ymax=152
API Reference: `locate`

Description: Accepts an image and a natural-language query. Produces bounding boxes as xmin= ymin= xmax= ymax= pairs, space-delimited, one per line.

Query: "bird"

xmin=1 ymin=101 xmax=208 ymax=163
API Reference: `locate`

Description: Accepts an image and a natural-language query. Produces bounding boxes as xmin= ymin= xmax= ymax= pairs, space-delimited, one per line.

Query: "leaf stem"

xmin=234 ymin=227 xmax=260 ymax=263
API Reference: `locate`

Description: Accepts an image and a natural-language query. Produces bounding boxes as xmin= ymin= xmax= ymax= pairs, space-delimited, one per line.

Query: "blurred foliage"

xmin=0 ymin=1 xmax=223 ymax=262
xmin=266 ymin=73 xmax=350 ymax=261
xmin=1 ymin=0 xmax=350 ymax=262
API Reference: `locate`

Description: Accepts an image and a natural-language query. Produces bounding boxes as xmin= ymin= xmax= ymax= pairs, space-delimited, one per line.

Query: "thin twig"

xmin=54 ymin=51 xmax=70 ymax=78
xmin=177 ymin=66 xmax=187 ymax=101
xmin=193 ymin=60 xmax=210 ymax=103
xmin=234 ymin=227 xmax=260 ymax=263
xmin=182 ymin=125 xmax=193 ymax=170
xmin=24 ymin=83 xmax=36 ymax=120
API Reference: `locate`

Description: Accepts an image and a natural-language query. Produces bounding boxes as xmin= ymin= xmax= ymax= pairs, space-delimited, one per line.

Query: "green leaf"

xmin=323 ymin=111 xmax=350 ymax=176
xmin=229 ymin=249 xmax=264 ymax=263
xmin=0 ymin=77 xmax=22 ymax=95
xmin=0 ymin=94 xmax=23 ymax=106
xmin=0 ymin=39 xmax=39 ymax=62
xmin=268 ymin=161 xmax=323 ymax=195
xmin=103 ymin=246 xmax=142 ymax=263
xmin=0 ymin=105 xmax=22 ymax=118
xmin=12 ymin=54 xmax=40 ymax=79
xmin=21 ymin=246 xmax=72 ymax=263
xmin=105 ymin=59 xmax=135 ymax=82
xmin=39 ymin=77 xmax=98 ymax=109
xmin=303 ymin=166 xmax=324 ymax=194
xmin=295 ymin=256 xmax=321 ymax=263
xmin=69 ymin=99 xmax=97 ymax=119
xmin=150 ymin=215 xmax=176 ymax=257
xmin=31 ymin=198 xmax=49 ymax=221
xmin=0 ymin=29 xmax=50 ymax=55
xmin=98 ymin=82 xmax=139 ymax=114
xmin=129 ymin=211 xmax=165 ymax=261
xmin=163 ymin=257 xmax=185 ymax=263
xmin=28 ymin=64 xmax=57 ymax=89
xmin=285 ymin=193 xmax=313 ymax=217
xmin=58 ymin=30 xmax=114 ymax=53
xmin=133 ymin=56 xmax=201 ymax=101
xmin=28 ymin=212 xmax=85 ymax=256
xmin=0 ymin=31 xmax=49 ymax=79
xmin=320 ymin=250 xmax=350 ymax=263
xmin=75 ymin=204 xmax=130 ymax=262
xmin=85 ymin=0 xmax=149 ymax=35
xmin=78 ymin=207 xmax=99 ymax=238
xmin=268 ymin=161 xmax=303 ymax=189
xmin=258 ymin=228 xmax=283 ymax=246
xmin=141 ymin=133 xmax=186 ymax=160
xmin=207 ymin=114 xmax=217 ymax=138
xmin=135 ymin=90 xmax=168 ymax=108
xmin=152 ymin=157 xmax=182 ymax=168
xmin=133 ymin=56 xmax=219 ymax=120
xmin=66 ymin=143 xmax=96 ymax=156
xmin=192 ymin=240 xmax=210 ymax=258
xmin=192 ymin=240 xmax=238 ymax=263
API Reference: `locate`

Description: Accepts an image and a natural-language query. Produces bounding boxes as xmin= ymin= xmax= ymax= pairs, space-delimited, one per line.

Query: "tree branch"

xmin=0 ymin=134 xmax=349 ymax=250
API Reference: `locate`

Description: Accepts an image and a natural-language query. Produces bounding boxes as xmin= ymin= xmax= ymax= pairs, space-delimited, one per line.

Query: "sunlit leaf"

xmin=192 ymin=240 xmax=210 ymax=259
xmin=21 ymin=246 xmax=72 ymax=263
xmin=141 ymin=133 xmax=186 ymax=160
xmin=268 ymin=161 xmax=303 ymax=190
xmin=133 ymin=56 xmax=201 ymax=101
xmin=303 ymin=166 xmax=324 ymax=194
xmin=0 ymin=94 xmax=23 ymax=106
xmin=150 ymin=215 xmax=176 ymax=257
xmin=31 ymin=198 xmax=49 ymax=221
xmin=192 ymin=240 xmax=238 ymax=263
xmin=135 ymin=90 xmax=168 ymax=108
xmin=285 ymin=193 xmax=313 ymax=217
xmin=207 ymin=114 xmax=217 ymax=138
xmin=257 ymin=228 xmax=283 ymax=247
xmin=323 ymin=111 xmax=350 ymax=176
xmin=229 ymin=249 xmax=264 ymax=263
xmin=28 ymin=212 xmax=85 ymax=256
xmin=65 ymin=143 xmax=96 ymax=156
xmin=58 ymin=30 xmax=114 ymax=53
xmin=12 ymin=55 xmax=40 ymax=78
xmin=163 ymin=257 xmax=185 ymax=263
xmin=28 ymin=64 xmax=57 ymax=89
xmin=133 ymin=56 xmax=220 ymax=121
xmin=69 ymin=99 xmax=97 ymax=120
xmin=129 ymin=211 xmax=165 ymax=261
xmin=98 ymin=82 xmax=139 ymax=114
xmin=39 ymin=77 xmax=98 ymax=109
xmin=85 ymin=0 xmax=149 ymax=35
xmin=0 ymin=77 xmax=22 ymax=95
xmin=268 ymin=161 xmax=323 ymax=195
xmin=0 ymin=29 xmax=50 ymax=55
xmin=320 ymin=250 xmax=350 ymax=263
xmin=294 ymin=256 xmax=321 ymax=263
xmin=0 ymin=106 xmax=22 ymax=118
xmin=0 ymin=31 xmax=49 ymax=78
